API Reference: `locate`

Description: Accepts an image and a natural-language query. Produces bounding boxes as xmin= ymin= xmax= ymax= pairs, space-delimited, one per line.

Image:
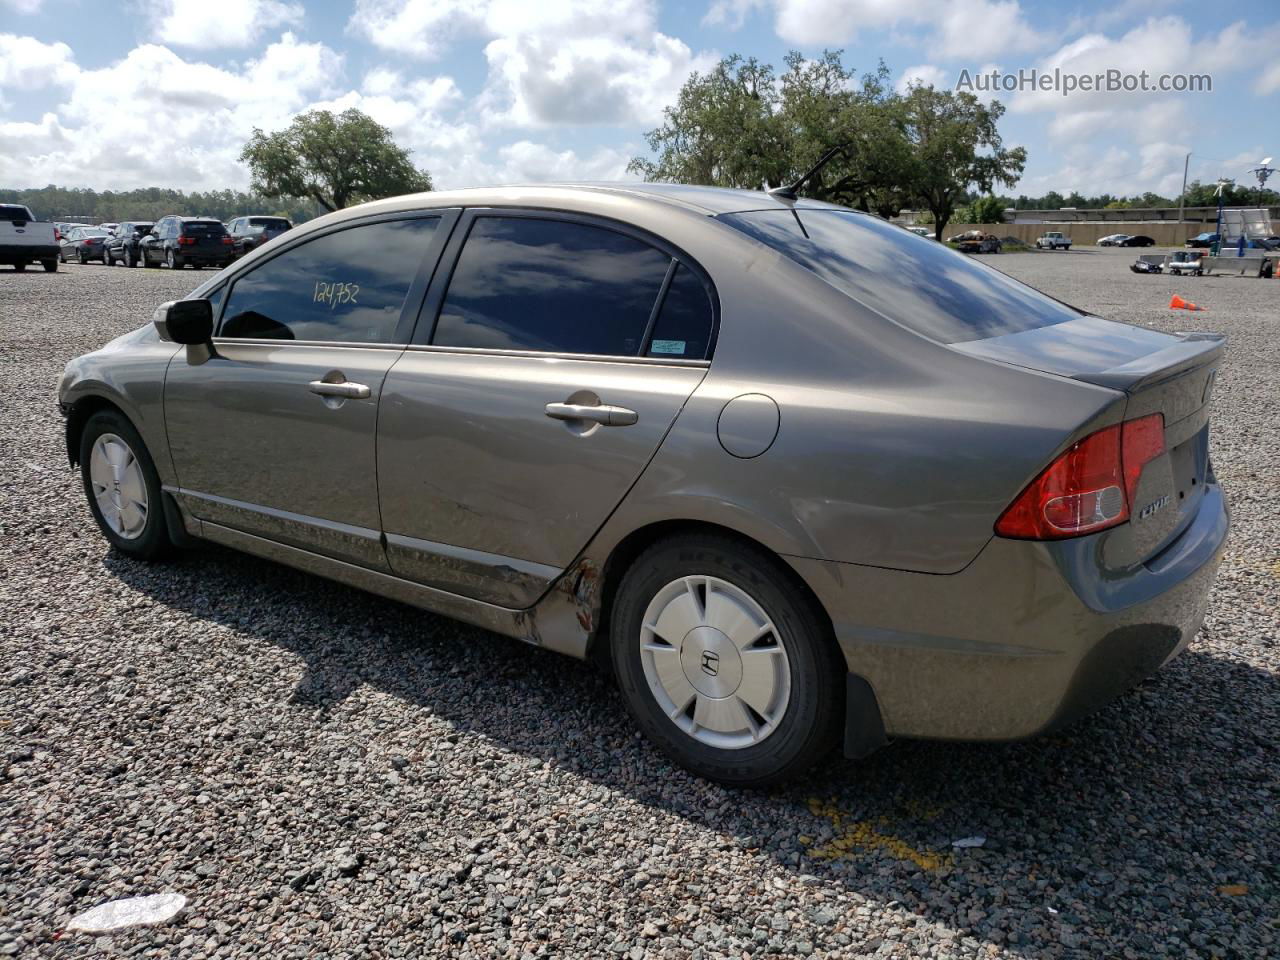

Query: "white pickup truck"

xmin=0 ymin=204 xmax=59 ymax=272
xmin=1035 ymin=231 xmax=1072 ymax=250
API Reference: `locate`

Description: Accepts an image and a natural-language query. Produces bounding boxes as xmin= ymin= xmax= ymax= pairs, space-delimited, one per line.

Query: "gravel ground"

xmin=1 ymin=251 xmax=1276 ymax=959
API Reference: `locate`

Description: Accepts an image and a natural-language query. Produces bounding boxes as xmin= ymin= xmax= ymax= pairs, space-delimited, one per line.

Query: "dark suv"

xmin=227 ymin=216 xmax=292 ymax=258
xmin=139 ymin=216 xmax=234 ymax=269
xmin=104 ymin=221 xmax=155 ymax=267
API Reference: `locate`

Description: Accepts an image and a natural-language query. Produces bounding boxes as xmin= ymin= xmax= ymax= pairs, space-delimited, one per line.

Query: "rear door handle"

xmin=309 ymin=380 xmax=371 ymax=399
xmin=545 ymin=401 xmax=638 ymax=426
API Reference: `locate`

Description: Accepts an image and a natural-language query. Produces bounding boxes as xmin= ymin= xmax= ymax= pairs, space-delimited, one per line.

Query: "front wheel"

xmin=13 ymin=262 xmax=26 ymax=272
xmin=610 ymin=534 xmax=844 ymax=786
xmin=79 ymin=410 xmax=174 ymax=561
xmin=124 ymin=248 xmax=136 ymax=268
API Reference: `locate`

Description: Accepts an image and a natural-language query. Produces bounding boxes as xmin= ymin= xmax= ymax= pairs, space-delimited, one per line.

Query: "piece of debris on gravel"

xmin=1 ymin=255 xmax=1276 ymax=958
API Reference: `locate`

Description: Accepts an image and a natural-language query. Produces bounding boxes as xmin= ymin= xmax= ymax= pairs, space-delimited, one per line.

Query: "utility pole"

xmin=1177 ymin=152 xmax=1190 ymax=226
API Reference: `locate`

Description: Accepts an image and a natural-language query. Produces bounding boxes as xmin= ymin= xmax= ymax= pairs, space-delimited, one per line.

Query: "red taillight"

xmin=222 ymin=236 xmax=234 ymax=245
xmin=178 ymin=236 xmax=196 ymax=245
xmin=995 ymin=414 xmax=1165 ymax=540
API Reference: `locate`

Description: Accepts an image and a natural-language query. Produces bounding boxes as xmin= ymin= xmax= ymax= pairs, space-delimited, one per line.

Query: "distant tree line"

xmin=0 ymin=185 xmax=325 ymax=225
xmin=996 ymin=182 xmax=1279 ymax=211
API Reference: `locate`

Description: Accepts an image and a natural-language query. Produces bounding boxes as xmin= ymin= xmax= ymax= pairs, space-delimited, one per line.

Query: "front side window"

xmin=219 ymin=216 xmax=441 ymax=343
xmin=432 ymin=217 xmax=672 ymax=356
xmin=718 ymin=209 xmax=1082 ymax=344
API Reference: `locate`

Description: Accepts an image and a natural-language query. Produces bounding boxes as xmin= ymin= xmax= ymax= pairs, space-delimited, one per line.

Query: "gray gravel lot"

xmin=1 ymin=249 xmax=1276 ymax=959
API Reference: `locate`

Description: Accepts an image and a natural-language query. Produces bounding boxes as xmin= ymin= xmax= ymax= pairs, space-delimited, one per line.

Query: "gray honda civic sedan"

xmin=59 ymin=183 xmax=1228 ymax=785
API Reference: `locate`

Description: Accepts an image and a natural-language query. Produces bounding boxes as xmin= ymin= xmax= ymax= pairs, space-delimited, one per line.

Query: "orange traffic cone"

xmin=1170 ymin=295 xmax=1204 ymax=311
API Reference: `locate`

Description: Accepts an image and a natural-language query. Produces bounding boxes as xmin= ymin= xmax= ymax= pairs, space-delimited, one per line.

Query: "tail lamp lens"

xmin=178 ymin=236 xmax=196 ymax=245
xmin=995 ymin=414 xmax=1165 ymax=540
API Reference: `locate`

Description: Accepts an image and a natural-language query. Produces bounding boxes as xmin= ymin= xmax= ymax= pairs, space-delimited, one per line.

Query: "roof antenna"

xmin=768 ymin=143 xmax=848 ymax=201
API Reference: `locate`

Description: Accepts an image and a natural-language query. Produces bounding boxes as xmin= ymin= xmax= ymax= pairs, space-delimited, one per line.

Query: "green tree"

xmin=963 ymin=194 xmax=1007 ymax=223
xmin=240 ymin=109 xmax=431 ymax=212
xmin=897 ymin=86 xmax=1026 ymax=240
xmin=629 ymin=51 xmax=913 ymax=215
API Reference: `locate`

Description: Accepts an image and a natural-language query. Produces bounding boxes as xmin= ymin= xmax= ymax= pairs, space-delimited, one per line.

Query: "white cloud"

xmin=0 ymin=34 xmax=78 ymax=90
xmin=896 ymin=64 xmax=947 ymax=93
xmin=1258 ymin=62 xmax=1280 ymax=96
xmin=0 ymin=0 xmax=44 ymax=13
xmin=769 ymin=0 xmax=1044 ymax=60
xmin=151 ymin=0 xmax=303 ymax=49
xmin=349 ymin=0 xmax=716 ymax=128
xmin=701 ymin=0 xmax=766 ymax=29
xmin=0 ymin=34 xmax=345 ymax=190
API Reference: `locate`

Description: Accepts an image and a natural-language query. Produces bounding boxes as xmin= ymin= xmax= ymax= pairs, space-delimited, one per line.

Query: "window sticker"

xmin=314 ymin=281 xmax=360 ymax=310
xmin=650 ymin=339 xmax=687 ymax=355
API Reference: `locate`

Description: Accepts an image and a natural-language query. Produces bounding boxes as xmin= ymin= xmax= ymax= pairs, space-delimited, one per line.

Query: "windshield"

xmin=82 ymin=229 xmax=110 ymax=237
xmin=718 ymin=209 xmax=1081 ymax=344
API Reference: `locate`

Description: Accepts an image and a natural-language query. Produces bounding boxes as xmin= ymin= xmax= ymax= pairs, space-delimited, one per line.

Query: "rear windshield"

xmin=248 ymin=217 xmax=290 ymax=229
xmin=82 ymin=228 xmax=110 ymax=237
xmin=182 ymin=222 xmax=225 ymax=234
xmin=0 ymin=206 xmax=35 ymax=222
xmin=718 ymin=209 xmax=1081 ymax=343
xmin=133 ymin=224 xmax=154 ymax=233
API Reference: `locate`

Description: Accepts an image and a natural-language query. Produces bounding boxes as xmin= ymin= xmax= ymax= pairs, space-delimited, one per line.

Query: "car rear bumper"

xmin=787 ymin=482 xmax=1228 ymax=745
xmin=0 ymin=244 xmax=58 ymax=263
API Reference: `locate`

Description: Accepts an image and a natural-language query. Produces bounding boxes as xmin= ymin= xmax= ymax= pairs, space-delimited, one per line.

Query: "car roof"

xmin=343 ymin=181 xmax=849 ymax=219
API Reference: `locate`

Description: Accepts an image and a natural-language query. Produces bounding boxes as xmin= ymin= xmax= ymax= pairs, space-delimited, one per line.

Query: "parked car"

xmin=227 ymin=216 xmax=293 ymax=257
xmin=1119 ymin=235 xmax=1156 ymax=247
xmin=1097 ymin=234 xmax=1129 ymax=246
xmin=906 ymin=226 xmax=931 ymax=238
xmin=60 ymin=226 xmax=112 ymax=263
xmin=955 ymin=230 xmax=1002 ymax=253
xmin=104 ymin=222 xmax=155 ymax=267
xmin=1167 ymin=250 xmax=1204 ymax=276
xmin=58 ymin=184 xmax=1229 ymax=785
xmin=1185 ymin=232 xmax=1220 ymax=248
xmin=100 ymin=222 xmax=119 ymax=236
xmin=139 ymin=216 xmax=234 ymax=269
xmin=0 ymin=203 xmax=58 ymax=272
xmin=1035 ymin=231 xmax=1072 ymax=249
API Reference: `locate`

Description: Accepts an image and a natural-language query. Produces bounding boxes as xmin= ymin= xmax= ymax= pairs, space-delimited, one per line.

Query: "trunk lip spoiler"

xmin=1070 ymin=331 xmax=1226 ymax=392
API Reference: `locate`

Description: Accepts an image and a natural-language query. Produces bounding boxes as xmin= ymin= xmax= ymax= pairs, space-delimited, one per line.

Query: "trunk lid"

xmin=954 ymin=317 xmax=1225 ymax=565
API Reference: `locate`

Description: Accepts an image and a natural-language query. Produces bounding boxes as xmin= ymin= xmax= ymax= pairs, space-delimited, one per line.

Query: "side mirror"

xmin=153 ymin=299 xmax=213 ymax=345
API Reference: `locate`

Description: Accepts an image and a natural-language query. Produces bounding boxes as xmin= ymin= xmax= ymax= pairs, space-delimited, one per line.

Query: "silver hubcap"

xmin=640 ymin=576 xmax=791 ymax=749
xmin=89 ymin=433 xmax=148 ymax=539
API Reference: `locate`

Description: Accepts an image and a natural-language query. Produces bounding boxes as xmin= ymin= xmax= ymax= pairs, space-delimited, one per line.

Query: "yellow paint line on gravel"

xmin=804 ymin=798 xmax=952 ymax=873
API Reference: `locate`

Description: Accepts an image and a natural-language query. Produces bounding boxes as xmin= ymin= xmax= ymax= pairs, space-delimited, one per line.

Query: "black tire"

xmin=42 ymin=259 xmax=57 ymax=273
xmin=166 ymin=249 xmax=183 ymax=270
xmin=13 ymin=262 xmax=26 ymax=272
xmin=610 ymin=534 xmax=844 ymax=786
xmin=142 ymin=249 xmax=157 ymax=268
xmin=79 ymin=409 xmax=174 ymax=562
xmin=78 ymin=249 xmax=88 ymax=264
xmin=104 ymin=249 xmax=115 ymax=266
xmin=124 ymin=247 xmax=136 ymax=268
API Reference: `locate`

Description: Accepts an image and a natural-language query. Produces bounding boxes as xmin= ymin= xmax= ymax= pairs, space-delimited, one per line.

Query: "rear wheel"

xmin=78 ymin=248 xmax=88 ymax=264
xmin=13 ymin=262 xmax=26 ymax=272
xmin=42 ymin=259 xmax=57 ymax=273
xmin=79 ymin=410 xmax=174 ymax=561
xmin=610 ymin=534 xmax=843 ymax=786
xmin=166 ymin=249 xmax=183 ymax=270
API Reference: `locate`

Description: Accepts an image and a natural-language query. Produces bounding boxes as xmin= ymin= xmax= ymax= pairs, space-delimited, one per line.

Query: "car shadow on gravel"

xmin=105 ymin=544 xmax=1278 ymax=957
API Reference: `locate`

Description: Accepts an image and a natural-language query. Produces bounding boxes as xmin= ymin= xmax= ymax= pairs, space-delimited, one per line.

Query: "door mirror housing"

xmin=153 ymin=299 xmax=214 ymax=345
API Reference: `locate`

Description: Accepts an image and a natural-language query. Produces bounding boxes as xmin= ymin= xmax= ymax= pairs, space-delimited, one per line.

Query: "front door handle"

xmin=545 ymin=401 xmax=638 ymax=426
xmin=309 ymin=380 xmax=371 ymax=399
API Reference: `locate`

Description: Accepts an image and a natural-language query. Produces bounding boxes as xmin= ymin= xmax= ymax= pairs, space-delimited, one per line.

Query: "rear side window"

xmin=432 ymin=217 xmax=672 ymax=356
xmin=718 ymin=209 xmax=1081 ymax=343
xmin=219 ymin=217 xmax=441 ymax=343
xmin=0 ymin=206 xmax=34 ymax=222
xmin=646 ymin=264 xmax=714 ymax=359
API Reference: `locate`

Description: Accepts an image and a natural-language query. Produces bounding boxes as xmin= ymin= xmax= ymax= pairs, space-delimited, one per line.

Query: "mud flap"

xmin=844 ymin=673 xmax=888 ymax=759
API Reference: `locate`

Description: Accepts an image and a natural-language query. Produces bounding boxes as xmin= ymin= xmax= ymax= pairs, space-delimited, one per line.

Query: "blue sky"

xmin=1 ymin=0 xmax=1277 ymax=198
